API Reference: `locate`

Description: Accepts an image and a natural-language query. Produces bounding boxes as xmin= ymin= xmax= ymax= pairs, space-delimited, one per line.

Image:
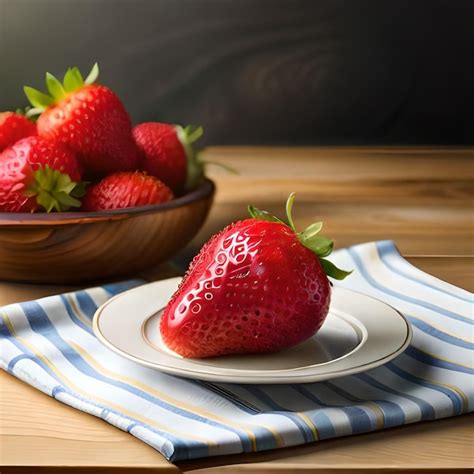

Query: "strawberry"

xmin=160 ymin=194 xmax=351 ymax=358
xmin=81 ymin=171 xmax=173 ymax=211
xmin=0 ymin=111 xmax=37 ymax=151
xmin=24 ymin=63 xmax=138 ymax=177
xmin=0 ymin=137 xmax=84 ymax=213
xmin=13 ymin=136 xmax=82 ymax=182
xmin=133 ymin=123 xmax=204 ymax=194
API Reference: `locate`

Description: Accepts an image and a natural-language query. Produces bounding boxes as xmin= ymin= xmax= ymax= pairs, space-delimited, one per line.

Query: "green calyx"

xmin=176 ymin=124 xmax=206 ymax=191
xmin=24 ymin=63 xmax=99 ymax=118
xmin=248 ymin=193 xmax=352 ymax=280
xmin=26 ymin=166 xmax=85 ymax=213
xmin=176 ymin=124 xmax=238 ymax=191
xmin=13 ymin=106 xmax=37 ymax=122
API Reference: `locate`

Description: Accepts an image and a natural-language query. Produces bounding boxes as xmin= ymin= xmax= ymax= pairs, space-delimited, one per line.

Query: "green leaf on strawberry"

xmin=23 ymin=87 xmax=54 ymax=109
xmin=28 ymin=166 xmax=83 ymax=212
xmin=46 ymin=73 xmax=67 ymax=101
xmin=84 ymin=63 xmax=99 ymax=85
xmin=248 ymin=193 xmax=352 ymax=280
xmin=247 ymin=205 xmax=285 ymax=224
xmin=303 ymin=235 xmax=334 ymax=257
xmin=176 ymin=125 xmax=206 ymax=191
xmin=24 ymin=63 xmax=100 ymax=115
xmin=63 ymin=67 xmax=84 ymax=92
xmin=299 ymin=221 xmax=323 ymax=240
xmin=319 ymin=258 xmax=352 ymax=280
xmin=178 ymin=124 xmax=238 ymax=190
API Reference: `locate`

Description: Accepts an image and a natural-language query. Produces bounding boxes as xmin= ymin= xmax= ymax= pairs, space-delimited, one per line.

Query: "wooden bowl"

xmin=0 ymin=179 xmax=215 ymax=284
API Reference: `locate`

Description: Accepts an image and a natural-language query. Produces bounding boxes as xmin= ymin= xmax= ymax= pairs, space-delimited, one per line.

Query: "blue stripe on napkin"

xmin=0 ymin=241 xmax=472 ymax=461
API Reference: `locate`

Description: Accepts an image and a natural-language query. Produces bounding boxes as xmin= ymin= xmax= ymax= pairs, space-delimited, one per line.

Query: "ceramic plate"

xmin=93 ymin=278 xmax=411 ymax=384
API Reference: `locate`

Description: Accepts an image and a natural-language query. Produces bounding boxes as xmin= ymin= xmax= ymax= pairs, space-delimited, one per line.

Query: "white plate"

xmin=93 ymin=278 xmax=411 ymax=384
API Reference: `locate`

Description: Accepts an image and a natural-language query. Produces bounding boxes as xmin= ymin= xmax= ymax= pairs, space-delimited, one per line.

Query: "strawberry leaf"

xmin=36 ymin=190 xmax=57 ymax=212
xmin=319 ymin=258 xmax=352 ymax=280
xmin=63 ymin=67 xmax=84 ymax=92
xmin=71 ymin=67 xmax=84 ymax=84
xmin=23 ymin=86 xmax=54 ymax=110
xmin=302 ymin=235 xmax=333 ymax=257
xmin=285 ymin=192 xmax=296 ymax=231
xmin=52 ymin=191 xmax=81 ymax=208
xmin=25 ymin=63 xmax=99 ymax=113
xmin=178 ymin=123 xmax=238 ymax=189
xmin=315 ymin=241 xmax=333 ymax=258
xmin=13 ymin=106 xmax=38 ymax=122
xmin=55 ymin=172 xmax=71 ymax=190
xmin=25 ymin=107 xmax=43 ymax=119
xmin=185 ymin=125 xmax=204 ymax=144
xmin=71 ymin=181 xmax=87 ymax=198
xmin=248 ymin=205 xmax=285 ymax=224
xmin=46 ymin=72 xmax=66 ymax=100
xmin=84 ymin=62 xmax=99 ymax=85
xmin=29 ymin=166 xmax=84 ymax=212
xmin=176 ymin=124 xmax=206 ymax=191
xmin=299 ymin=221 xmax=323 ymax=240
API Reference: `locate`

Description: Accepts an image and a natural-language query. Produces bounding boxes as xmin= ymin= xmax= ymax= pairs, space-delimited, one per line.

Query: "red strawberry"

xmin=24 ymin=63 xmax=138 ymax=177
xmin=0 ymin=112 xmax=37 ymax=151
xmin=133 ymin=123 xmax=204 ymax=194
xmin=81 ymin=171 xmax=173 ymax=211
xmin=160 ymin=194 xmax=351 ymax=358
xmin=13 ymin=136 xmax=82 ymax=182
xmin=0 ymin=137 xmax=84 ymax=213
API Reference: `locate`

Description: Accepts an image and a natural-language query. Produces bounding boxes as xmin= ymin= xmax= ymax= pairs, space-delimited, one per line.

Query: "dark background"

xmin=1 ymin=0 xmax=473 ymax=145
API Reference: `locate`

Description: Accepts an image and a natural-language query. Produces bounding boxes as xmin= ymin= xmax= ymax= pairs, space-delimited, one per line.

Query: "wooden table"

xmin=1 ymin=147 xmax=473 ymax=473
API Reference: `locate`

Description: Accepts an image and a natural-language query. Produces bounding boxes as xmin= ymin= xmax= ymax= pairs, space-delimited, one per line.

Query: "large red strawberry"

xmin=160 ymin=194 xmax=351 ymax=358
xmin=81 ymin=171 xmax=173 ymax=211
xmin=0 ymin=111 xmax=37 ymax=151
xmin=0 ymin=137 xmax=84 ymax=212
xmin=133 ymin=123 xmax=204 ymax=194
xmin=24 ymin=63 xmax=138 ymax=177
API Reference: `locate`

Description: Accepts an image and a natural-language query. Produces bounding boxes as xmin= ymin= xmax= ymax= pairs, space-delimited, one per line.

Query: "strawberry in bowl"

xmin=160 ymin=194 xmax=351 ymax=358
xmin=0 ymin=136 xmax=83 ymax=212
xmin=0 ymin=111 xmax=37 ymax=152
xmin=133 ymin=123 xmax=204 ymax=194
xmin=81 ymin=171 xmax=173 ymax=211
xmin=24 ymin=63 xmax=139 ymax=177
xmin=0 ymin=60 xmax=217 ymax=283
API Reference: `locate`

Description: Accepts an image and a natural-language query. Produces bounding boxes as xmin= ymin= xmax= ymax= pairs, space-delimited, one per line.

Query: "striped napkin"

xmin=0 ymin=241 xmax=472 ymax=461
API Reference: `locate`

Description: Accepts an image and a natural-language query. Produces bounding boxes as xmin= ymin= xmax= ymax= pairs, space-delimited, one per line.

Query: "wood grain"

xmin=178 ymin=415 xmax=474 ymax=473
xmin=1 ymin=369 xmax=471 ymax=474
xmin=0 ymin=147 xmax=472 ymax=473
xmin=0 ymin=373 xmax=177 ymax=472
xmin=408 ymin=257 xmax=474 ymax=293
xmin=190 ymin=147 xmax=474 ymax=257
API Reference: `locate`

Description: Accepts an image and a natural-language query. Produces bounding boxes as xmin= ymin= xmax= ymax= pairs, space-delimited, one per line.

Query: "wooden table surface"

xmin=1 ymin=147 xmax=473 ymax=473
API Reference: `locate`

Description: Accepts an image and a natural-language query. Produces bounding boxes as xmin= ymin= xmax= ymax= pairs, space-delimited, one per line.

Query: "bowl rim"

xmin=0 ymin=178 xmax=215 ymax=226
